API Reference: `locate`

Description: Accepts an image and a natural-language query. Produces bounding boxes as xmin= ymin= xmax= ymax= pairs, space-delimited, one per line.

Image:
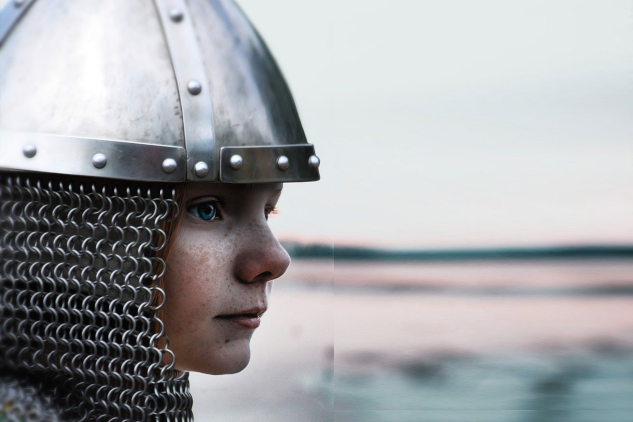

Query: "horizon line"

xmin=280 ymin=242 xmax=633 ymax=261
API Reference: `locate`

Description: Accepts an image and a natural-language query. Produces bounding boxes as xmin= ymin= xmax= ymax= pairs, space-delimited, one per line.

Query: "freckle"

xmin=224 ymin=338 xmax=230 ymax=344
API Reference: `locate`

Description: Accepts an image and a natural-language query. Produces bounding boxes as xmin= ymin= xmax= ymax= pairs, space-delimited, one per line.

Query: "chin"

xmin=211 ymin=351 xmax=251 ymax=375
xmin=181 ymin=338 xmax=252 ymax=375
xmin=214 ymin=357 xmax=250 ymax=375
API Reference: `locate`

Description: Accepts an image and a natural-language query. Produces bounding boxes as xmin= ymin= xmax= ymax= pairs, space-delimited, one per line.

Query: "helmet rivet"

xmin=308 ymin=155 xmax=320 ymax=169
xmin=92 ymin=153 xmax=107 ymax=169
xmin=162 ymin=158 xmax=178 ymax=174
xmin=194 ymin=161 xmax=209 ymax=177
xmin=14 ymin=0 xmax=25 ymax=7
xmin=277 ymin=156 xmax=290 ymax=171
xmin=229 ymin=154 xmax=243 ymax=170
xmin=169 ymin=8 xmax=184 ymax=22
xmin=187 ymin=80 xmax=202 ymax=95
xmin=22 ymin=144 xmax=37 ymax=158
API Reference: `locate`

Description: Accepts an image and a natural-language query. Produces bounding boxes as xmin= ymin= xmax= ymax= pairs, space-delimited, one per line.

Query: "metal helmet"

xmin=0 ymin=0 xmax=320 ymax=421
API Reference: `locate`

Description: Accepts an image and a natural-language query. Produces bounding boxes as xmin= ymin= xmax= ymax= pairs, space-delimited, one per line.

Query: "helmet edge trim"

xmin=219 ymin=144 xmax=320 ymax=183
xmin=0 ymin=131 xmax=187 ymax=182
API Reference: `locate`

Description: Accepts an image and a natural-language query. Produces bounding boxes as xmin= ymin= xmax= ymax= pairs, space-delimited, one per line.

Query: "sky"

xmin=239 ymin=0 xmax=633 ymax=249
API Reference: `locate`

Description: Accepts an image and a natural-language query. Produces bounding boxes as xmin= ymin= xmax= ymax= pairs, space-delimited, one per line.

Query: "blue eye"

xmin=189 ymin=202 xmax=217 ymax=221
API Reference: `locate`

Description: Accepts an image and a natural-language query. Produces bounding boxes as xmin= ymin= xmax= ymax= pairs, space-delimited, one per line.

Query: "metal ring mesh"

xmin=0 ymin=173 xmax=193 ymax=422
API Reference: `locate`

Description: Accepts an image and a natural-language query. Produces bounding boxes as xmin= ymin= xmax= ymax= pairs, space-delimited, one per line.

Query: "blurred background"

xmin=190 ymin=1 xmax=633 ymax=421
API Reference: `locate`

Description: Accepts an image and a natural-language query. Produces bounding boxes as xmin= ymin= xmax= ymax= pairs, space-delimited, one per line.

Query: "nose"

xmin=233 ymin=225 xmax=291 ymax=284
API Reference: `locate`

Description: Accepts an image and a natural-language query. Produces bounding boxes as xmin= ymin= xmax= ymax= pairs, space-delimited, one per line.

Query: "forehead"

xmin=182 ymin=182 xmax=283 ymax=199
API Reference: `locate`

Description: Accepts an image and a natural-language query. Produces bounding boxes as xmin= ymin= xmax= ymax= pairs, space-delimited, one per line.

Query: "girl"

xmin=0 ymin=0 xmax=319 ymax=420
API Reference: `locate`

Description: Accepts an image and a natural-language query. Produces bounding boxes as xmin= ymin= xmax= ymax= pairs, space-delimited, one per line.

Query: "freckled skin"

xmin=163 ymin=183 xmax=290 ymax=375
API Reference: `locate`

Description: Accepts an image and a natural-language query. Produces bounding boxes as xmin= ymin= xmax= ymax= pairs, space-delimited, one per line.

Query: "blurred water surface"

xmin=191 ymin=259 xmax=633 ymax=422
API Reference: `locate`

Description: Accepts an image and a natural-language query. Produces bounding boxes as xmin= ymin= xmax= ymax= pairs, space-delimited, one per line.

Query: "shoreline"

xmin=282 ymin=259 xmax=633 ymax=289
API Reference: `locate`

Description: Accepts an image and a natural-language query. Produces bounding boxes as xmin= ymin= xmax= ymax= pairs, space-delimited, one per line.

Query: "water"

xmin=190 ymin=259 xmax=633 ymax=422
xmin=333 ymin=353 xmax=633 ymax=421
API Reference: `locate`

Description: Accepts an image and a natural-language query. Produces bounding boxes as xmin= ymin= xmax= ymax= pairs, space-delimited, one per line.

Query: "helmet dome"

xmin=0 ymin=0 xmax=320 ymax=183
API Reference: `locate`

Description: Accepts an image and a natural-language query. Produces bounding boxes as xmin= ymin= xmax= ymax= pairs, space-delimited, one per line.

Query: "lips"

xmin=215 ymin=307 xmax=266 ymax=329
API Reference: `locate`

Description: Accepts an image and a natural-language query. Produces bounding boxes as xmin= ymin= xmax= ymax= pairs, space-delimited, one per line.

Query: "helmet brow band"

xmin=0 ymin=131 xmax=187 ymax=182
xmin=220 ymin=144 xmax=320 ymax=183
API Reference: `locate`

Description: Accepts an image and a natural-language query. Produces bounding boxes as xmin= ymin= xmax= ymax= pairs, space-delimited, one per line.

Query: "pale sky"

xmin=240 ymin=0 xmax=633 ymax=248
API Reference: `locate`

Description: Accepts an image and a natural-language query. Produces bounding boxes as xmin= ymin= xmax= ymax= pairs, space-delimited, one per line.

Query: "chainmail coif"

xmin=0 ymin=173 xmax=193 ymax=422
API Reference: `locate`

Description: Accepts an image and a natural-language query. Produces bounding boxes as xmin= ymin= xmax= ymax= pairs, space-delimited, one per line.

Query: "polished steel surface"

xmin=0 ymin=0 xmax=320 ymax=183
xmin=0 ymin=0 xmax=36 ymax=46
xmin=230 ymin=154 xmax=244 ymax=170
xmin=153 ymin=0 xmax=217 ymax=181
xmin=0 ymin=132 xmax=186 ymax=182
xmin=220 ymin=144 xmax=320 ymax=183
xmin=21 ymin=143 xmax=36 ymax=158
xmin=194 ymin=160 xmax=209 ymax=177
xmin=186 ymin=0 xmax=308 ymax=149
xmin=169 ymin=7 xmax=184 ymax=22
xmin=187 ymin=79 xmax=202 ymax=95
xmin=91 ymin=152 xmax=107 ymax=169
xmin=308 ymin=154 xmax=321 ymax=169
xmin=277 ymin=155 xmax=290 ymax=171
xmin=162 ymin=157 xmax=178 ymax=174
xmin=0 ymin=0 xmax=184 ymax=145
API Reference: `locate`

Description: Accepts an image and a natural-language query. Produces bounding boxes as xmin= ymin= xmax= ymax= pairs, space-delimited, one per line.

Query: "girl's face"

xmin=163 ymin=182 xmax=290 ymax=374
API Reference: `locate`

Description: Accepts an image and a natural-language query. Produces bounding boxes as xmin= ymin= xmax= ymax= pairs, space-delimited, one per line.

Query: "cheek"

xmin=163 ymin=234 xmax=234 ymax=327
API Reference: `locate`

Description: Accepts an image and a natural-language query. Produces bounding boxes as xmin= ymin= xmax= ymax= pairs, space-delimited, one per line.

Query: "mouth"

xmin=215 ymin=308 xmax=266 ymax=329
